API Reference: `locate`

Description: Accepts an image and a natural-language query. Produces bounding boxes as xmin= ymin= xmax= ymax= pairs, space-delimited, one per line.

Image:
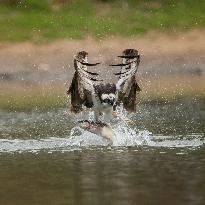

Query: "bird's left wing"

xmin=110 ymin=49 xmax=141 ymax=112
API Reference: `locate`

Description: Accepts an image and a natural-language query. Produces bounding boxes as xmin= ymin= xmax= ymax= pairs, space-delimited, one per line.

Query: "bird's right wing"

xmin=67 ymin=51 xmax=101 ymax=113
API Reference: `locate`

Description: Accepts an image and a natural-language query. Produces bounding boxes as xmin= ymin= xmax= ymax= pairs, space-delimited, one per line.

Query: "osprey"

xmin=67 ymin=49 xmax=141 ymax=123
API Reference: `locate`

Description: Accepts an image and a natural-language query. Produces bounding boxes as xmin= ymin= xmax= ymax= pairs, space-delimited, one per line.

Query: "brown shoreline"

xmin=0 ymin=30 xmax=205 ymax=76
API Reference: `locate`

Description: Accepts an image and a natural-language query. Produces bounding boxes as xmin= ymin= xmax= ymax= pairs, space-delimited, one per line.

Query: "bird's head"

xmin=101 ymin=93 xmax=116 ymax=107
xmin=94 ymin=83 xmax=117 ymax=107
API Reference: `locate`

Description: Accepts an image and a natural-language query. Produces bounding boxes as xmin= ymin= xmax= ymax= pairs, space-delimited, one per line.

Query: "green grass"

xmin=0 ymin=93 xmax=68 ymax=112
xmin=0 ymin=0 xmax=205 ymax=42
xmin=0 ymin=82 xmax=68 ymax=112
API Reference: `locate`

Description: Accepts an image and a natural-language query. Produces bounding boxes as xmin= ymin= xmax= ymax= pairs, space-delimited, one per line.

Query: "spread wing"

xmin=67 ymin=51 xmax=101 ymax=113
xmin=110 ymin=49 xmax=141 ymax=112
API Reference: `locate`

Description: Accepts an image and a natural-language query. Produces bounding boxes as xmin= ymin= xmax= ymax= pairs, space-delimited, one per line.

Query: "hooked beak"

xmin=108 ymin=101 xmax=114 ymax=106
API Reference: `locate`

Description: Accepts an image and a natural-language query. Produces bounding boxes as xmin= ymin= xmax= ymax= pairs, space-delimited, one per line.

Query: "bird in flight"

xmin=67 ymin=49 xmax=141 ymax=124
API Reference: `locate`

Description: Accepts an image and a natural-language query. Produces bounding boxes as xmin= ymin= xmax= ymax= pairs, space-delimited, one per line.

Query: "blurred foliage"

xmin=0 ymin=0 xmax=205 ymax=42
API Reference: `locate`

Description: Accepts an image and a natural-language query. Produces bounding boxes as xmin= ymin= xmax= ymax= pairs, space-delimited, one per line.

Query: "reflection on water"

xmin=0 ymin=148 xmax=205 ymax=205
xmin=0 ymin=98 xmax=205 ymax=204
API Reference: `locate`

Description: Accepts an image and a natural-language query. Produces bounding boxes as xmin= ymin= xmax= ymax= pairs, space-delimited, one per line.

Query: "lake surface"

xmin=0 ymin=98 xmax=205 ymax=205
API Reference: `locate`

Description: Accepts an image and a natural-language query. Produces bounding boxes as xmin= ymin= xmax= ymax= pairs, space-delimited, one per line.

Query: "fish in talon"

xmin=78 ymin=120 xmax=115 ymax=142
xmin=67 ymin=49 xmax=141 ymax=140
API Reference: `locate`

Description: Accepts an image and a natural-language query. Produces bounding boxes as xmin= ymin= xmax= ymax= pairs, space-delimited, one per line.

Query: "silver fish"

xmin=78 ymin=120 xmax=115 ymax=142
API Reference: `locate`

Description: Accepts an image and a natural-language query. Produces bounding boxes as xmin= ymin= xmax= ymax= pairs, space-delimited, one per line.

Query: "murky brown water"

xmin=0 ymin=98 xmax=205 ymax=205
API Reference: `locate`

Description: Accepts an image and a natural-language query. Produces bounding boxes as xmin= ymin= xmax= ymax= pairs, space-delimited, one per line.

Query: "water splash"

xmin=0 ymin=124 xmax=204 ymax=153
xmin=0 ymin=101 xmax=204 ymax=153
